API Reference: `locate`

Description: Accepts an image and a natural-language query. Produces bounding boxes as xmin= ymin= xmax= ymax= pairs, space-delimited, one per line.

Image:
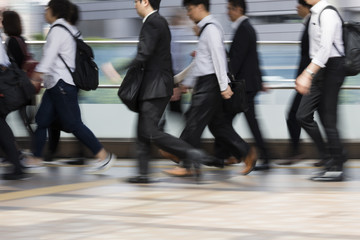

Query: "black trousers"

xmin=0 ymin=117 xmax=22 ymax=173
xmin=286 ymin=91 xmax=303 ymax=155
xmin=244 ymin=91 xmax=269 ymax=161
xmin=137 ymin=96 xmax=195 ymax=175
xmin=180 ymin=74 xmax=249 ymax=160
xmin=214 ymin=91 xmax=268 ymax=162
xmin=296 ymin=57 xmax=346 ymax=167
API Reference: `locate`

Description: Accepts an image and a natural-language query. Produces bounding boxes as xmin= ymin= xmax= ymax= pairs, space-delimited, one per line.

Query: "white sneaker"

xmin=85 ymin=153 xmax=116 ymax=174
xmin=21 ymin=156 xmax=43 ymax=167
xmin=20 ymin=156 xmax=45 ymax=174
xmin=22 ymin=165 xmax=46 ymax=174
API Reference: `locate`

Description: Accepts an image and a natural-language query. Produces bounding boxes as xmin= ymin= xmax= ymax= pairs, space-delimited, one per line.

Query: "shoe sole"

xmin=162 ymin=169 xmax=194 ymax=177
xmin=310 ymin=177 xmax=344 ymax=182
xmin=22 ymin=166 xmax=46 ymax=174
xmin=241 ymin=158 xmax=257 ymax=176
xmin=86 ymin=154 xmax=116 ymax=174
xmin=2 ymin=175 xmax=31 ymax=180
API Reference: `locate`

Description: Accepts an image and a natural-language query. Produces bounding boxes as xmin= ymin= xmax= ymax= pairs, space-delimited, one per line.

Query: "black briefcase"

xmin=223 ymin=78 xmax=248 ymax=114
xmin=0 ymin=62 xmax=36 ymax=117
xmin=117 ymin=67 xmax=144 ymax=112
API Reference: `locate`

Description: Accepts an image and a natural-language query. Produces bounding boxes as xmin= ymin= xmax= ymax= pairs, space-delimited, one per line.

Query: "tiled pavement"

xmin=1 ymin=159 xmax=360 ymax=240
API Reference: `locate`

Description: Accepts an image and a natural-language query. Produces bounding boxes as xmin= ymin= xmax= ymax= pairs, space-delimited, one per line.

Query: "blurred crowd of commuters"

xmin=0 ymin=0 xmax=347 ymax=182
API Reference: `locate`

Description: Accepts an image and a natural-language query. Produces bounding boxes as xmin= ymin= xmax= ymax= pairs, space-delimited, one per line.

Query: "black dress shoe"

xmin=253 ymin=163 xmax=270 ymax=171
xmin=203 ymin=157 xmax=224 ymax=169
xmin=311 ymin=170 xmax=344 ymax=182
xmin=127 ymin=175 xmax=151 ymax=184
xmin=2 ymin=172 xmax=30 ymax=180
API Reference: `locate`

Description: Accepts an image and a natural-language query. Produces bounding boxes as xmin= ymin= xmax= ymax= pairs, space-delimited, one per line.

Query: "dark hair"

xmin=228 ymin=0 xmax=247 ymax=14
xmin=298 ymin=0 xmax=312 ymax=8
xmin=139 ymin=0 xmax=161 ymax=10
xmin=2 ymin=11 xmax=22 ymax=36
xmin=68 ymin=3 xmax=80 ymax=25
xmin=183 ymin=0 xmax=210 ymax=12
xmin=47 ymin=0 xmax=71 ymax=20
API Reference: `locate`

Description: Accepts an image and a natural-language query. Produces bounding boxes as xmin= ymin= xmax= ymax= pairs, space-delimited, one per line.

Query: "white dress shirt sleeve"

xmin=35 ymin=28 xmax=62 ymax=74
xmin=206 ymin=25 xmax=229 ymax=91
xmin=181 ymin=67 xmax=197 ymax=88
xmin=311 ymin=9 xmax=342 ymax=68
xmin=0 ymin=36 xmax=10 ymax=67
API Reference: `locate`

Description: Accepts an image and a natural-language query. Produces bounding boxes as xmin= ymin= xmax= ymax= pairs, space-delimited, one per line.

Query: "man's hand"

xmin=221 ymin=85 xmax=233 ymax=99
xmin=170 ymin=87 xmax=182 ymax=101
xmin=101 ymin=62 xmax=122 ymax=83
xmin=295 ymin=71 xmax=312 ymax=95
xmin=31 ymin=71 xmax=43 ymax=93
xmin=179 ymin=84 xmax=189 ymax=94
xmin=261 ymin=83 xmax=270 ymax=92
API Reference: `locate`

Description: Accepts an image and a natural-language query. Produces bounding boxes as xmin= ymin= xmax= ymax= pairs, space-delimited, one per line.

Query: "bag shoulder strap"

xmin=199 ymin=22 xmax=212 ymax=37
xmin=318 ymin=5 xmax=344 ymax=25
xmin=50 ymin=24 xmax=80 ymax=39
xmin=200 ymin=23 xmax=236 ymax=81
xmin=49 ymin=24 xmax=81 ymax=75
xmin=318 ymin=5 xmax=345 ymax=56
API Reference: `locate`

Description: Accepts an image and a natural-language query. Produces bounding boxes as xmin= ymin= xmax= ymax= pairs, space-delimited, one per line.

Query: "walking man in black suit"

xmin=215 ymin=0 xmax=270 ymax=170
xmin=278 ymin=0 xmax=312 ymax=165
xmin=127 ymin=0 xmax=206 ymax=183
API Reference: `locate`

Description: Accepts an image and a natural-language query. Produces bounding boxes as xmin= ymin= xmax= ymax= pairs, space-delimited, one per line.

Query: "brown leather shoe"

xmin=159 ymin=149 xmax=180 ymax=164
xmin=163 ymin=167 xmax=194 ymax=177
xmin=241 ymin=146 xmax=257 ymax=175
xmin=224 ymin=156 xmax=242 ymax=165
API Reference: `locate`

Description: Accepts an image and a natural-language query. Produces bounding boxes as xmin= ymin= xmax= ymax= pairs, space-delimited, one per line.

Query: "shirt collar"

xmin=231 ymin=15 xmax=248 ymax=30
xmin=303 ymin=13 xmax=311 ymax=25
xmin=197 ymin=15 xmax=213 ymax=28
xmin=310 ymin=0 xmax=328 ymax=14
xmin=51 ymin=18 xmax=67 ymax=27
xmin=143 ymin=10 xmax=157 ymax=23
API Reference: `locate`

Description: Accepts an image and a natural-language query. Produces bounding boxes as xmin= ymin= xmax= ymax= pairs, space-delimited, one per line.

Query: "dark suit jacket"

xmin=130 ymin=12 xmax=174 ymax=101
xmin=229 ymin=19 xmax=262 ymax=93
xmin=297 ymin=18 xmax=311 ymax=77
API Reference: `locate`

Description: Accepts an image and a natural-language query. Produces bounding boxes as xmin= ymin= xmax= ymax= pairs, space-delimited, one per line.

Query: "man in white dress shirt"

xmin=295 ymin=0 xmax=346 ymax=181
xmin=164 ymin=0 xmax=257 ymax=177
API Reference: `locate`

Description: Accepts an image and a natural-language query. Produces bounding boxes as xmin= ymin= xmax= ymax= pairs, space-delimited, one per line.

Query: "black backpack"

xmin=0 ymin=62 xmax=36 ymax=117
xmin=50 ymin=24 xmax=99 ymax=91
xmin=319 ymin=6 xmax=360 ymax=76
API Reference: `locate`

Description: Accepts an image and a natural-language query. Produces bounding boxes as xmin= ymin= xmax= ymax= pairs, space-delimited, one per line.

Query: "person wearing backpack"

xmin=295 ymin=0 xmax=346 ymax=181
xmin=29 ymin=0 xmax=115 ymax=173
xmin=0 ymin=19 xmax=29 ymax=180
xmin=2 ymin=10 xmax=37 ymax=139
xmin=44 ymin=2 xmax=86 ymax=165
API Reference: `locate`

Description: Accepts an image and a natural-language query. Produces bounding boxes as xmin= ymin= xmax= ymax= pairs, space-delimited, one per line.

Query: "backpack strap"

xmin=318 ymin=5 xmax=344 ymax=25
xmin=318 ymin=5 xmax=345 ymax=56
xmin=48 ymin=24 xmax=81 ymax=75
xmin=49 ymin=24 xmax=81 ymax=39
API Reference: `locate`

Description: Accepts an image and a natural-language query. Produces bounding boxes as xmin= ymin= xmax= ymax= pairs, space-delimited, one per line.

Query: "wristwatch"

xmin=305 ymin=68 xmax=316 ymax=78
